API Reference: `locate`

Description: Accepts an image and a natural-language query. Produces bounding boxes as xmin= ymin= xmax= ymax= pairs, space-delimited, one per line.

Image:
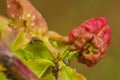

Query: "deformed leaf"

xmin=58 ymin=61 xmax=87 ymax=80
xmin=7 ymin=0 xmax=48 ymax=34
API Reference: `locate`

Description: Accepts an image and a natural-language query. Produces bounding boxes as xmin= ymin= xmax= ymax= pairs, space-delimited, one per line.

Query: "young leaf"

xmin=41 ymin=69 xmax=56 ymax=80
xmin=1 ymin=27 xmax=31 ymax=51
xmin=24 ymin=59 xmax=55 ymax=78
xmin=24 ymin=42 xmax=54 ymax=60
xmin=1 ymin=27 xmax=21 ymax=48
xmin=58 ymin=61 xmax=86 ymax=80
xmin=41 ymin=73 xmax=56 ymax=80
xmin=11 ymin=28 xmax=31 ymax=51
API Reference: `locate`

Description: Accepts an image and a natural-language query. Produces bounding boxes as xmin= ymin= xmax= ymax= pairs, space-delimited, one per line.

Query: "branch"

xmin=0 ymin=39 xmax=40 ymax=80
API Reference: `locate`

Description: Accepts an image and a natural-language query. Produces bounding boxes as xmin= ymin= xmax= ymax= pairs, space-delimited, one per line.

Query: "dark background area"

xmin=0 ymin=0 xmax=120 ymax=80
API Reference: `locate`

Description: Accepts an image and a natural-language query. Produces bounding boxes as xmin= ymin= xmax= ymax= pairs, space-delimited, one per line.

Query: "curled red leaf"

xmin=68 ymin=17 xmax=112 ymax=67
xmin=7 ymin=0 xmax=48 ymax=33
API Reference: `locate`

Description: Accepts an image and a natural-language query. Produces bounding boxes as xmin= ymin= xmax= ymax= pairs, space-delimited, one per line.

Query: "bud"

xmin=68 ymin=17 xmax=111 ymax=67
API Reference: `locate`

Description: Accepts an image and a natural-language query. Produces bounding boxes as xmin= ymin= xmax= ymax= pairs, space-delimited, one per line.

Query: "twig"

xmin=0 ymin=39 xmax=40 ymax=80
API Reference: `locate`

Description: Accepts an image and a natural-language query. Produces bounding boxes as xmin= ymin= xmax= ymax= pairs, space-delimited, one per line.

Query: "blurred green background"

xmin=0 ymin=0 xmax=119 ymax=80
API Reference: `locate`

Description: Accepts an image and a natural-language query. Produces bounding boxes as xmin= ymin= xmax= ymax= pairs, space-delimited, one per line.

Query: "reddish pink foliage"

xmin=68 ymin=17 xmax=111 ymax=67
xmin=7 ymin=0 xmax=48 ymax=33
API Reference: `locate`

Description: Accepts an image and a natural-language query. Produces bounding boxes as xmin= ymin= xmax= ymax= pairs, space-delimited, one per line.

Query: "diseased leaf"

xmin=58 ymin=61 xmax=87 ymax=80
xmin=7 ymin=0 xmax=48 ymax=34
xmin=68 ymin=17 xmax=112 ymax=67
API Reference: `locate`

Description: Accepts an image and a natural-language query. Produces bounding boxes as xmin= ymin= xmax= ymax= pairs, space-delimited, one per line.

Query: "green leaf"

xmin=0 ymin=72 xmax=8 ymax=80
xmin=11 ymin=28 xmax=31 ymax=51
xmin=41 ymin=66 xmax=56 ymax=80
xmin=58 ymin=61 xmax=87 ymax=80
xmin=1 ymin=27 xmax=19 ymax=48
xmin=41 ymin=70 xmax=56 ymax=80
xmin=23 ymin=42 xmax=54 ymax=60
xmin=14 ymin=41 xmax=55 ymax=78
xmin=24 ymin=58 xmax=54 ymax=78
xmin=14 ymin=42 xmax=55 ymax=78
xmin=16 ymin=49 xmax=37 ymax=60
xmin=1 ymin=27 xmax=30 ymax=51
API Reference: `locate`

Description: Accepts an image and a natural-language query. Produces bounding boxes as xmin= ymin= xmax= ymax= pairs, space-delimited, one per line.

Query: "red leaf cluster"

xmin=68 ymin=17 xmax=111 ymax=67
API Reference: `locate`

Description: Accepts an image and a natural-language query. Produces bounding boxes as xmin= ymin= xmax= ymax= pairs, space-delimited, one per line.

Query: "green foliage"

xmin=58 ymin=61 xmax=86 ymax=80
xmin=41 ymin=67 xmax=56 ymax=80
xmin=0 ymin=10 xmax=87 ymax=79
xmin=0 ymin=0 xmax=87 ymax=79
xmin=11 ymin=29 xmax=30 ymax=51
xmin=23 ymin=42 xmax=54 ymax=60
xmin=24 ymin=59 xmax=54 ymax=77
xmin=0 ymin=72 xmax=8 ymax=80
